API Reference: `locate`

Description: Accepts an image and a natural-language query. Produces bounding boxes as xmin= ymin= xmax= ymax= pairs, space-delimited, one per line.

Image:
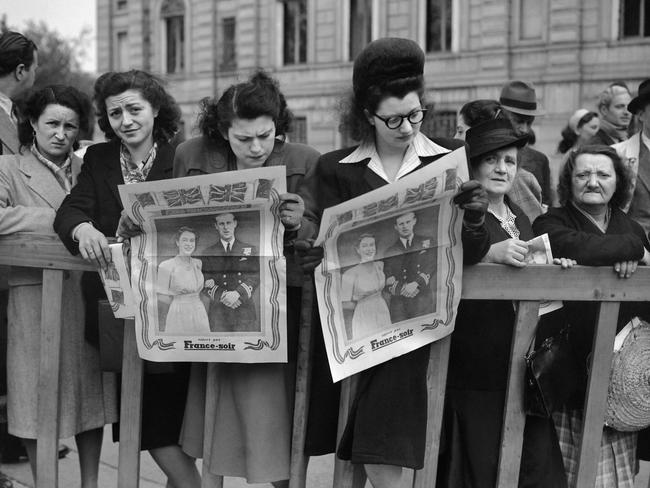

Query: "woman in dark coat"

xmin=533 ymin=145 xmax=650 ymax=488
xmin=54 ymin=70 xmax=201 ymax=488
xmin=298 ymin=37 xmax=490 ymax=488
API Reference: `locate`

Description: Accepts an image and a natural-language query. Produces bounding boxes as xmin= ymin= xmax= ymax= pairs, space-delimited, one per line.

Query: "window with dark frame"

xmin=620 ymin=0 xmax=650 ymax=38
xmin=161 ymin=0 xmax=185 ymax=74
xmin=519 ymin=0 xmax=544 ymax=40
xmin=115 ymin=31 xmax=129 ymax=71
xmin=222 ymin=17 xmax=237 ymax=70
xmin=282 ymin=0 xmax=307 ymax=65
xmin=426 ymin=0 xmax=452 ymax=52
xmin=289 ymin=116 xmax=308 ymax=144
xmin=349 ymin=0 xmax=372 ymax=61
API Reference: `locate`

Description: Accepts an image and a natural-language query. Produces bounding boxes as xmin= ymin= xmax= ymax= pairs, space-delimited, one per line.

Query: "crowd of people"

xmin=0 ymin=28 xmax=649 ymax=488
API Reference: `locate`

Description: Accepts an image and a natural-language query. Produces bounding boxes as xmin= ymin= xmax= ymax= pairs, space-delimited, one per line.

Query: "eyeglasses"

xmin=373 ymin=109 xmax=427 ymax=129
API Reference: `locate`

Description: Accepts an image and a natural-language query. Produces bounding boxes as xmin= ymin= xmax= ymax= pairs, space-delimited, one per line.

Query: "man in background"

xmin=590 ymin=82 xmax=632 ymax=146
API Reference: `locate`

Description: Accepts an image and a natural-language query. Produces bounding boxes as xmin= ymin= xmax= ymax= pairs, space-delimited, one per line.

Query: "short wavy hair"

xmin=0 ymin=31 xmax=37 ymax=76
xmin=557 ymin=145 xmax=632 ymax=209
xmin=174 ymin=226 xmax=199 ymax=247
xmin=597 ymin=84 xmax=630 ymax=114
xmin=94 ymin=70 xmax=181 ymax=143
xmin=17 ymin=84 xmax=92 ymax=151
xmin=339 ymin=74 xmax=425 ymax=143
xmin=197 ymin=70 xmax=293 ymax=145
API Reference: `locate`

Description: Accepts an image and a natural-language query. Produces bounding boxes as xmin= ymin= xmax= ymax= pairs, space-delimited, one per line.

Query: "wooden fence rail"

xmin=1 ymin=234 xmax=649 ymax=488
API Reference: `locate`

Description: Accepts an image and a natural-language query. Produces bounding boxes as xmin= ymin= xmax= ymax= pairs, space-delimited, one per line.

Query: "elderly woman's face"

xmin=571 ymin=153 xmax=617 ymax=210
xmin=105 ymin=89 xmax=159 ymax=150
xmin=176 ymin=231 xmax=196 ymax=256
xmin=474 ymin=146 xmax=518 ymax=197
xmin=30 ymin=103 xmax=80 ymax=164
xmin=370 ymin=91 xmax=422 ymax=151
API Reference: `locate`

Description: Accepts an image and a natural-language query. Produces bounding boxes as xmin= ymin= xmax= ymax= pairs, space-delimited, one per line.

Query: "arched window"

xmin=161 ymin=0 xmax=185 ymax=74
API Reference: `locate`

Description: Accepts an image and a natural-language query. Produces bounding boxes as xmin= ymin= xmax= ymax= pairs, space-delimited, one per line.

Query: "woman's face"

xmin=370 ymin=91 xmax=422 ymax=151
xmin=356 ymin=236 xmax=377 ymax=262
xmin=571 ymin=153 xmax=617 ymax=210
xmin=226 ymin=116 xmax=276 ymax=168
xmin=30 ymin=103 xmax=80 ymax=164
xmin=474 ymin=146 xmax=518 ymax=197
xmin=176 ymin=231 xmax=196 ymax=256
xmin=105 ymin=89 xmax=158 ymax=151
xmin=454 ymin=113 xmax=470 ymax=140
xmin=576 ymin=116 xmax=600 ymax=142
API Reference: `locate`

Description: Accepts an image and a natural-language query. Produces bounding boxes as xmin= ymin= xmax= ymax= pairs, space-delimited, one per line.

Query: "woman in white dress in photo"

xmin=341 ymin=233 xmax=392 ymax=341
xmin=157 ymin=226 xmax=210 ymax=334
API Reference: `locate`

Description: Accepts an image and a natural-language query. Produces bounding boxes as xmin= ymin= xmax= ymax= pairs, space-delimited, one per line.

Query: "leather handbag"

xmin=524 ymin=326 xmax=582 ymax=418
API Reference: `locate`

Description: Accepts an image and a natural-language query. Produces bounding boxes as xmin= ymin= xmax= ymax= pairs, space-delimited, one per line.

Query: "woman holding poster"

xmin=297 ymin=38 xmax=490 ymax=488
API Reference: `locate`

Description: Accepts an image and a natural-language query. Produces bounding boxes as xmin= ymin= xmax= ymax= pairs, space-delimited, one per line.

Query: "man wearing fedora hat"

xmin=590 ymin=83 xmax=632 ymax=147
xmin=498 ymin=80 xmax=552 ymax=206
xmin=612 ymin=79 xmax=650 ymax=233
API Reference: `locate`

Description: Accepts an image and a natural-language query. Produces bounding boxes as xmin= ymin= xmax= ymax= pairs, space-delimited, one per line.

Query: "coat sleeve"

xmin=532 ymin=209 xmax=645 ymax=265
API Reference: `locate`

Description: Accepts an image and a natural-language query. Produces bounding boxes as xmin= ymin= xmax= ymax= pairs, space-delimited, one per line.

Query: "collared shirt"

xmin=30 ymin=143 xmax=73 ymax=193
xmin=0 ymin=91 xmax=15 ymax=125
xmin=220 ymin=238 xmax=234 ymax=253
xmin=338 ymin=132 xmax=451 ymax=183
xmin=399 ymin=236 xmax=413 ymax=249
xmin=120 ymin=142 xmax=158 ymax=184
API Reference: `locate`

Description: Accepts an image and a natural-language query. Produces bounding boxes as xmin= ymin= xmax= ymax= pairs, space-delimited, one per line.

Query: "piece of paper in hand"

xmin=98 ymin=242 xmax=136 ymax=318
xmin=525 ymin=233 xmax=563 ymax=316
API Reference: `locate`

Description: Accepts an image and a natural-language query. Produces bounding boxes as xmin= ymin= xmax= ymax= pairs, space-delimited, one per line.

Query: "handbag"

xmin=524 ymin=326 xmax=582 ymax=418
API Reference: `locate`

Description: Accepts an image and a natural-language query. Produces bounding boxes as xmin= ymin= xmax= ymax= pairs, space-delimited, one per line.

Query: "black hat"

xmin=499 ymin=80 xmax=545 ymax=116
xmin=352 ymin=37 xmax=424 ymax=99
xmin=628 ymin=79 xmax=650 ymax=114
xmin=466 ymin=119 xmax=529 ymax=162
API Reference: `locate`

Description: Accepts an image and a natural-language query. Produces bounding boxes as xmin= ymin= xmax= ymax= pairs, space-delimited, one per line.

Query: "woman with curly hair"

xmin=175 ymin=70 xmax=320 ymax=486
xmin=54 ymin=70 xmax=201 ymax=488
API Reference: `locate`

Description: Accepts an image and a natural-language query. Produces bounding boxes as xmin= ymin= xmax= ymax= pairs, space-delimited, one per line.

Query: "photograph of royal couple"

xmin=155 ymin=211 xmax=261 ymax=334
xmin=340 ymin=210 xmax=437 ymax=342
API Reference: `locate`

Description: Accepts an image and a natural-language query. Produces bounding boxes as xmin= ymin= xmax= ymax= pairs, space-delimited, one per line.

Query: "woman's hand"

xmin=76 ymin=224 xmax=111 ymax=270
xmin=116 ymin=210 xmax=142 ymax=241
xmin=278 ymin=193 xmax=305 ymax=231
xmin=483 ymin=239 xmax=529 ymax=267
xmin=294 ymin=239 xmax=324 ymax=272
xmin=453 ymin=180 xmax=488 ymax=228
xmin=552 ymin=257 xmax=577 ymax=269
xmin=614 ymin=260 xmax=638 ymax=278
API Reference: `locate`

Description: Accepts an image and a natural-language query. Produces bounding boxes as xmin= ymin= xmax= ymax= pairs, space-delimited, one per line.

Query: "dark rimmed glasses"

xmin=373 ymin=108 xmax=427 ymax=129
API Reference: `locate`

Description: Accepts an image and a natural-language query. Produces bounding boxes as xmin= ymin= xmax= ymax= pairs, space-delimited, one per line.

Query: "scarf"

xmin=120 ymin=142 xmax=158 ymax=184
xmin=30 ymin=143 xmax=72 ymax=193
xmin=599 ymin=118 xmax=629 ymax=143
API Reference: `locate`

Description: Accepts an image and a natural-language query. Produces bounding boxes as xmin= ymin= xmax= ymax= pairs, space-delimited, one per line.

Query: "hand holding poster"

xmin=314 ymin=148 xmax=468 ymax=381
xmin=98 ymin=242 xmax=136 ymax=318
xmin=118 ymin=166 xmax=287 ymax=362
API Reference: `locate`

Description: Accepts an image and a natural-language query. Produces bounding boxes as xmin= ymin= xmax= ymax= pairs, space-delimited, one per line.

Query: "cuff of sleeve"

xmin=236 ymin=283 xmax=252 ymax=300
xmin=72 ymin=222 xmax=94 ymax=242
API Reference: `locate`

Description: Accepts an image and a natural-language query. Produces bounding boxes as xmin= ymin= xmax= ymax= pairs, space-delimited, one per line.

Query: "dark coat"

xmin=202 ymin=238 xmax=260 ymax=332
xmin=587 ymin=128 xmax=618 ymax=147
xmin=533 ymin=202 xmax=650 ymax=405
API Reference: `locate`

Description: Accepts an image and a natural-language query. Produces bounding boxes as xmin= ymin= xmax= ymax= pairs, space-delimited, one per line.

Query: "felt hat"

xmin=605 ymin=317 xmax=650 ymax=432
xmin=465 ymin=118 xmax=528 ymax=162
xmin=499 ymin=81 xmax=546 ymax=117
xmin=628 ymin=79 xmax=650 ymax=114
xmin=352 ymin=37 xmax=424 ymax=100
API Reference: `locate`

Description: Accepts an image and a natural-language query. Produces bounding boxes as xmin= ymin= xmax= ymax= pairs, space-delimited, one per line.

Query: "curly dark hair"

xmin=458 ymin=99 xmax=500 ymax=127
xmin=17 ymin=84 xmax=92 ymax=151
xmin=339 ymin=75 xmax=425 ymax=143
xmin=557 ymin=145 xmax=632 ymax=209
xmin=94 ymin=70 xmax=181 ymax=143
xmin=197 ymin=70 xmax=293 ymax=146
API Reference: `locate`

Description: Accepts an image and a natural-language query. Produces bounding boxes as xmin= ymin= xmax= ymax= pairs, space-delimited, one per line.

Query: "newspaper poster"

xmin=118 ymin=166 xmax=287 ymax=362
xmin=314 ymin=148 xmax=468 ymax=382
xmin=98 ymin=242 xmax=136 ymax=318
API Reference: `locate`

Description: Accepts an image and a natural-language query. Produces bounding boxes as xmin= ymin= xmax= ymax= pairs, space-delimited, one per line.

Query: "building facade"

xmin=97 ymin=0 xmax=650 ymax=157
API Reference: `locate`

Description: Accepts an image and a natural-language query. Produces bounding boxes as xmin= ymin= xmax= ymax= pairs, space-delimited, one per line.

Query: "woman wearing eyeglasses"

xmin=298 ymin=38 xmax=489 ymax=488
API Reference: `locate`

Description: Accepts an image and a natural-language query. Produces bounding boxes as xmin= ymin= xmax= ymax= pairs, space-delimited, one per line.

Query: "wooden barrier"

xmin=2 ymin=234 xmax=650 ymax=488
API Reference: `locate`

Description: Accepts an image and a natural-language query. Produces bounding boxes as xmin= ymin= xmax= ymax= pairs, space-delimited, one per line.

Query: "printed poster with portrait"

xmin=314 ymin=148 xmax=468 ymax=382
xmin=118 ymin=166 xmax=287 ymax=362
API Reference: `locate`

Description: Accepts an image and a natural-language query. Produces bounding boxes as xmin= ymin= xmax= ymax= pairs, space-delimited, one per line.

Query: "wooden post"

xmin=289 ymin=278 xmax=316 ymax=488
xmin=413 ymin=336 xmax=452 ymax=488
xmin=36 ymin=269 xmax=64 ymax=488
xmin=575 ymin=302 xmax=620 ymax=488
xmin=201 ymin=364 xmax=224 ymax=488
xmin=118 ymin=319 xmax=144 ymax=488
xmin=496 ymin=301 xmax=540 ymax=488
xmin=332 ymin=376 xmax=366 ymax=488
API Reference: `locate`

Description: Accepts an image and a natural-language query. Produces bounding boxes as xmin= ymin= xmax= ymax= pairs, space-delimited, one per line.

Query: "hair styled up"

xmin=17 ymin=84 xmax=91 ymax=150
xmin=197 ymin=70 xmax=293 ymax=144
xmin=94 ymin=70 xmax=181 ymax=143
xmin=557 ymin=111 xmax=599 ymax=154
xmin=0 ymin=31 xmax=37 ymax=76
xmin=557 ymin=145 xmax=631 ymax=209
xmin=174 ymin=226 xmax=198 ymax=246
xmin=458 ymin=99 xmax=500 ymax=128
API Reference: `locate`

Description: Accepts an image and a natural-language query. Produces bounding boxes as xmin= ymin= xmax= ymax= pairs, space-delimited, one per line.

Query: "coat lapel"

xmin=19 ymin=152 xmax=66 ymax=208
xmin=146 ymin=143 xmax=174 ymax=182
xmin=0 ymin=110 xmax=19 ymax=154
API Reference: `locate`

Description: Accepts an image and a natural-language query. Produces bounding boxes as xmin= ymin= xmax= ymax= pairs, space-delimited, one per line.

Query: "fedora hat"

xmin=499 ymin=81 xmax=545 ymax=117
xmin=466 ymin=118 xmax=529 ymax=162
xmin=628 ymin=79 xmax=650 ymax=114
